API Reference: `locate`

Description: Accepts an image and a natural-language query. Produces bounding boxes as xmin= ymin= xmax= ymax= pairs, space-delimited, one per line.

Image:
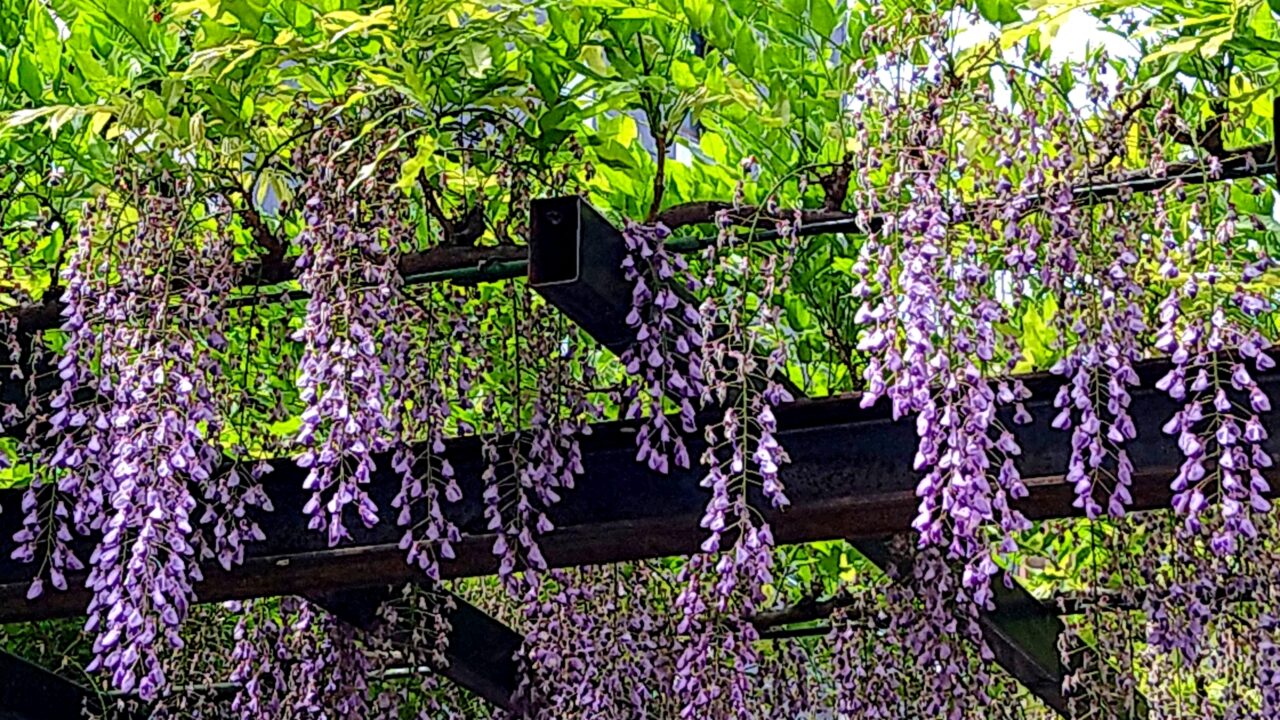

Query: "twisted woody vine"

xmin=1 ymin=0 xmax=1280 ymax=717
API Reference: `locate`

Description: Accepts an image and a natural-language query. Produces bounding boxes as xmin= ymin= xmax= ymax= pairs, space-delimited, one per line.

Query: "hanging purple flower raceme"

xmin=231 ymin=597 xmax=373 ymax=719
xmin=905 ymin=227 xmax=1028 ymax=599
xmin=756 ymin=639 xmax=816 ymax=718
xmin=513 ymin=568 xmax=605 ymax=716
xmin=228 ymin=600 xmax=289 ymax=719
xmin=292 ymin=135 xmax=403 ymax=547
xmin=386 ymin=291 xmax=463 ymax=582
xmin=1153 ymin=183 xmax=1274 ymax=554
xmin=1131 ymin=512 xmax=1280 ymax=715
xmin=1137 ymin=178 xmax=1279 ymax=695
xmin=362 ymin=583 xmax=463 ymax=719
xmin=201 ymin=458 xmax=272 ymax=573
xmin=12 ymin=201 xmax=105 ymax=592
xmin=491 ymin=562 xmax=682 ymax=719
xmin=854 ymin=169 xmax=943 ymax=422
xmin=188 ymin=202 xmax=268 ymax=574
xmin=668 ymin=202 xmax=801 ymax=719
xmin=369 ymin=198 xmax=468 ymax=583
xmin=672 ymin=544 xmax=773 ymax=720
xmin=0 ymin=312 xmax=18 ymax=451
xmin=619 ymin=221 xmax=704 ymax=474
xmin=1049 ymin=198 xmax=1146 ymax=519
xmin=609 ymin=561 xmax=681 ymax=716
xmin=289 ymin=602 xmax=372 ymax=719
xmin=830 ymin=591 xmax=909 ymax=719
xmin=1260 ymin=551 xmax=1280 ymax=715
xmin=831 ymin=542 xmax=1003 ymax=719
xmin=903 ymin=548 xmax=998 ymax=717
xmin=481 ymin=407 xmax=526 ymax=586
xmin=69 ymin=185 xmax=232 ymax=699
xmin=481 ymin=291 xmax=595 ymax=594
xmin=849 ymin=50 xmax=1036 ymax=607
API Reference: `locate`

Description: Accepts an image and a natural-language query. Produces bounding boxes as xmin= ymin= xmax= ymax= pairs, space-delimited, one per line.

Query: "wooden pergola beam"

xmin=0 ymin=650 xmax=97 ymax=720
xmin=305 ymin=588 xmax=523 ymax=713
xmin=0 ymin=353 xmax=1272 ymax=623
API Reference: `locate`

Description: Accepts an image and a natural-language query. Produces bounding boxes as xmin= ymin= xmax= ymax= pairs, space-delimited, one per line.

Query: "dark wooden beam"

xmin=0 ymin=354 xmax=1274 ymax=623
xmin=0 ymin=650 xmax=96 ymax=720
xmin=974 ymin=574 xmax=1072 ymax=716
xmin=305 ymin=588 xmax=522 ymax=713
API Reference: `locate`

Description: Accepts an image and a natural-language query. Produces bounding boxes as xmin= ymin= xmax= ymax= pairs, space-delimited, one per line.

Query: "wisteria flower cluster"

xmin=386 ymin=291 xmax=466 ymax=581
xmin=1152 ymin=181 xmax=1275 ymax=553
xmin=831 ymin=542 xmax=1002 ymax=719
xmin=291 ymin=132 xmax=401 ymax=547
xmin=619 ymin=221 xmax=705 ymax=474
xmin=26 ymin=185 xmax=241 ymax=699
xmin=849 ymin=35 xmax=1037 ymax=606
xmin=3 ymin=7 xmax=1280 ymax=715
xmin=480 ymin=289 xmax=597 ymax=595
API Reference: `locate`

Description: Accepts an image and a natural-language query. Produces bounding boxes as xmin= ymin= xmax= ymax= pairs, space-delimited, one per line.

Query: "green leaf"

xmin=396 ymin=134 xmax=437 ymax=192
xmin=593 ymin=139 xmax=638 ymax=169
xmin=682 ymin=0 xmax=713 ymax=28
xmin=670 ymin=59 xmax=698 ymax=90
xmin=173 ymin=0 xmax=221 ymax=18
xmin=461 ymin=41 xmax=493 ymax=78
xmin=537 ymin=101 xmax=577 ymax=148
xmin=69 ymin=45 xmax=109 ymax=86
xmin=1200 ymin=28 xmax=1234 ymax=58
xmin=27 ymin=3 xmax=63 ymax=75
xmin=734 ymin=24 xmax=759 ymax=75
xmin=47 ymin=105 xmax=84 ymax=138
xmin=548 ymin=6 xmax=580 ymax=45
xmin=530 ymin=60 xmax=561 ymax=101
xmin=785 ymin=296 xmax=811 ymax=329
xmin=700 ymin=131 xmax=727 ymax=162
xmin=605 ymin=113 xmax=638 ymax=146
xmin=708 ymin=3 xmax=732 ymax=47
xmin=613 ymin=7 xmax=663 ymax=19
xmin=15 ymin=49 xmax=43 ymax=101
xmin=3 ymin=105 xmax=63 ymax=129
xmin=976 ymin=0 xmax=1021 ymax=25
xmin=810 ymin=0 xmax=838 ymax=36
xmin=579 ymin=45 xmax=611 ymax=76
xmin=223 ymin=0 xmax=267 ymax=33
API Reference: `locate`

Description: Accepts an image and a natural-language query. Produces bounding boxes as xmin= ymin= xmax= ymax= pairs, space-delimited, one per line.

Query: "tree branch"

xmin=237 ymin=201 xmax=287 ymax=271
xmin=647 ymin=131 xmax=667 ymax=223
xmin=819 ymin=155 xmax=853 ymax=212
xmin=12 ymin=243 xmax=528 ymax=334
xmin=417 ymin=174 xmax=488 ymax=246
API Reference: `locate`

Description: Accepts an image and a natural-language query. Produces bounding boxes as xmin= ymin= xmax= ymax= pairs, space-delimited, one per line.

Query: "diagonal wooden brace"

xmin=306 ymin=587 xmax=523 ymax=713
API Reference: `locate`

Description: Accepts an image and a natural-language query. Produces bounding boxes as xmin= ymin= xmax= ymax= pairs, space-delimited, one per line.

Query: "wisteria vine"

xmin=1 ymin=4 xmax=1280 ymax=718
